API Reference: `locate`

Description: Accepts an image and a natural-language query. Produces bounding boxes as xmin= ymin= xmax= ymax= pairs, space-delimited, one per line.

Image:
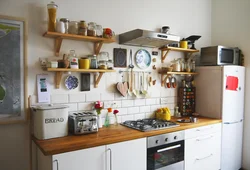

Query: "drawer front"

xmin=185 ymin=132 xmax=221 ymax=170
xmin=185 ymin=123 xmax=221 ymax=139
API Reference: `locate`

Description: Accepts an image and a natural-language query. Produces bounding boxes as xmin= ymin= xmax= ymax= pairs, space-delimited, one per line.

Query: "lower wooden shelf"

xmin=158 ymin=71 xmax=198 ymax=87
xmin=47 ymin=68 xmax=116 ymax=88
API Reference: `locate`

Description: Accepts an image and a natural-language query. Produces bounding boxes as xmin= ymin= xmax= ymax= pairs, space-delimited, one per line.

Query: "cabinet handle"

xmin=196 ymin=154 xmax=213 ymax=161
xmin=196 ymin=135 xmax=213 ymax=141
xmin=107 ymin=148 xmax=112 ymax=170
xmin=196 ymin=126 xmax=213 ymax=131
xmin=53 ymin=159 xmax=59 ymax=170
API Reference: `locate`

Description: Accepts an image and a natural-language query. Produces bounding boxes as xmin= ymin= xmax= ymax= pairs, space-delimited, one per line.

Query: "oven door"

xmin=147 ymin=140 xmax=184 ymax=170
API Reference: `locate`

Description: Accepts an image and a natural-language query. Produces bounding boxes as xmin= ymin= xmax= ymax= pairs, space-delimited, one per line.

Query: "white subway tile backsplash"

xmin=145 ymin=112 xmax=155 ymax=118
xmin=140 ymin=106 xmax=151 ymax=113
xmin=101 ymin=93 xmax=115 ymax=101
xmin=122 ymin=100 xmax=134 ymax=107
xmin=156 ymin=98 xmax=160 ymax=104
xmin=51 ymin=94 xmax=68 ymax=104
xmin=69 ymin=93 xmax=86 ymax=103
xmin=86 ymin=93 xmax=100 ymax=102
xmin=150 ymin=90 xmax=161 ymax=97
xmin=134 ymin=99 xmax=146 ymax=106
xmin=114 ymin=93 xmax=127 ymax=100
xmin=78 ymin=102 xmax=93 ymax=111
xmin=170 ymin=88 xmax=178 ymax=96
xmin=121 ymin=115 xmax=134 ymax=122
xmin=64 ymin=103 xmax=78 ymax=111
xmin=160 ymin=89 xmax=171 ymax=97
xmin=128 ymin=107 xmax=140 ymax=114
xmin=104 ymin=101 xmax=122 ymax=109
xmin=116 ymin=108 xmax=127 ymax=115
xmin=146 ymin=98 xmax=156 ymax=105
xmin=134 ymin=113 xmax=146 ymax=120
xmin=150 ymin=105 xmax=161 ymax=112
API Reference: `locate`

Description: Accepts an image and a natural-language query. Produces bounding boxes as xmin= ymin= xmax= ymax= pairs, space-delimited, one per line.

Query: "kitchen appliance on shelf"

xmin=120 ymin=118 xmax=179 ymax=132
xmin=147 ymin=131 xmax=184 ymax=170
xmin=200 ymin=45 xmax=241 ymax=66
xmin=68 ymin=112 xmax=98 ymax=135
xmin=195 ymin=65 xmax=245 ymax=170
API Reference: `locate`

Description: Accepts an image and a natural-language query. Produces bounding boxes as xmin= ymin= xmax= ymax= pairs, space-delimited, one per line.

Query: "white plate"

xmin=135 ymin=49 xmax=151 ymax=69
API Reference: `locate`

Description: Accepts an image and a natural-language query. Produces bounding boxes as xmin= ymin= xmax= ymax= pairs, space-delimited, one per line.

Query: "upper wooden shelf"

xmin=159 ymin=47 xmax=199 ymax=63
xmin=43 ymin=32 xmax=116 ymax=56
xmin=47 ymin=68 xmax=115 ymax=89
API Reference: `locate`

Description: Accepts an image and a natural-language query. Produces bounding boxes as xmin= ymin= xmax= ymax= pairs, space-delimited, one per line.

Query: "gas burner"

xmin=121 ymin=118 xmax=179 ymax=132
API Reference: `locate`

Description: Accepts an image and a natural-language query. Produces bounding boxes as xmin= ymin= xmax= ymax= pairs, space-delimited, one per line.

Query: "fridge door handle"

xmin=224 ymin=119 xmax=243 ymax=124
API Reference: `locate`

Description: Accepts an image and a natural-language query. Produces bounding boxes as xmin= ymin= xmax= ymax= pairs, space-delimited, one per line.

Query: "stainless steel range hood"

xmin=119 ymin=29 xmax=180 ymax=48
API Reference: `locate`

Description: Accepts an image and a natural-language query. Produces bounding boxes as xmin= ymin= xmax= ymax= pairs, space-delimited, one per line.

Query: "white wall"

xmin=0 ymin=0 xmax=212 ymax=170
xmin=211 ymin=0 xmax=250 ymax=169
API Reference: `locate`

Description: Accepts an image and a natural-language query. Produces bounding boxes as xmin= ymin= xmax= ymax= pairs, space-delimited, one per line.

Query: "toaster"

xmin=68 ymin=112 xmax=98 ymax=135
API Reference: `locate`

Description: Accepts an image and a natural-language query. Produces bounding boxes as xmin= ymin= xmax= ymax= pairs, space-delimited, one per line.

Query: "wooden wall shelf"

xmin=47 ymin=68 xmax=116 ymax=88
xmin=159 ymin=47 xmax=199 ymax=63
xmin=43 ymin=32 xmax=116 ymax=56
xmin=158 ymin=71 xmax=198 ymax=87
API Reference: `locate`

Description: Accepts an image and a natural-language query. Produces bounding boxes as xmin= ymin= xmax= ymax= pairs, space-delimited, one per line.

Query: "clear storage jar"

xmin=47 ymin=1 xmax=58 ymax=32
xmin=60 ymin=18 xmax=69 ymax=33
xmin=87 ymin=22 xmax=97 ymax=36
xmin=78 ymin=20 xmax=87 ymax=36
xmin=68 ymin=21 xmax=79 ymax=34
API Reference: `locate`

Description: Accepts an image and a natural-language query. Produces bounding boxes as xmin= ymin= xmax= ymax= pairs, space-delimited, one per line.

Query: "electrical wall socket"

xmin=160 ymin=98 xmax=168 ymax=104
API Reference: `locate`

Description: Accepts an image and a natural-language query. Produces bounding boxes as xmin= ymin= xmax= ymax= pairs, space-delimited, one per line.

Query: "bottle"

xmin=47 ymin=1 xmax=58 ymax=32
xmin=68 ymin=50 xmax=79 ymax=69
xmin=104 ymin=108 xmax=112 ymax=127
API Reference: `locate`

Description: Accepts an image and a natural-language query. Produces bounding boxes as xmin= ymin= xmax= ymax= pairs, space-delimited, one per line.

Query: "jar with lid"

xmin=60 ymin=18 xmax=69 ymax=33
xmin=68 ymin=21 xmax=79 ymax=34
xmin=87 ymin=22 xmax=97 ymax=36
xmin=47 ymin=1 xmax=58 ymax=32
xmin=97 ymin=52 xmax=109 ymax=69
xmin=88 ymin=54 xmax=98 ymax=69
xmin=78 ymin=20 xmax=87 ymax=36
xmin=107 ymin=59 xmax=113 ymax=69
xmin=96 ymin=24 xmax=103 ymax=37
xmin=68 ymin=50 xmax=79 ymax=69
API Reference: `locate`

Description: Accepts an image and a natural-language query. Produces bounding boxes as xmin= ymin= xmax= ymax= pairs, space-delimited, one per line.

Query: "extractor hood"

xmin=119 ymin=29 xmax=180 ymax=48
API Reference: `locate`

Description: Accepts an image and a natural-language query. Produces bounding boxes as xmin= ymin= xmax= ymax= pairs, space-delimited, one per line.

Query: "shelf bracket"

xmin=55 ymin=37 xmax=63 ymax=57
xmin=161 ymin=50 xmax=170 ymax=63
xmin=94 ymin=72 xmax=104 ymax=88
xmin=94 ymin=42 xmax=103 ymax=55
xmin=55 ymin=72 xmax=63 ymax=89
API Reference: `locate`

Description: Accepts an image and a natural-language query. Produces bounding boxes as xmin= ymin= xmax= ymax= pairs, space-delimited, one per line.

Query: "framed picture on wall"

xmin=0 ymin=15 xmax=28 ymax=124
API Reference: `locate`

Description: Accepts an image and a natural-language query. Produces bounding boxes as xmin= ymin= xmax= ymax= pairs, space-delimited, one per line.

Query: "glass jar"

xmin=97 ymin=52 xmax=109 ymax=69
xmin=47 ymin=1 xmax=58 ymax=32
xmin=87 ymin=22 xmax=97 ymax=36
xmin=191 ymin=60 xmax=196 ymax=72
xmin=107 ymin=59 xmax=113 ymax=69
xmin=60 ymin=18 xmax=69 ymax=33
xmin=96 ymin=24 xmax=103 ymax=37
xmin=68 ymin=21 xmax=79 ymax=34
xmin=68 ymin=50 xmax=79 ymax=69
xmin=78 ymin=20 xmax=87 ymax=36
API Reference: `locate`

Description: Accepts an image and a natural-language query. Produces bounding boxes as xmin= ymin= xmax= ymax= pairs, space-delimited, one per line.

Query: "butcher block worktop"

xmin=32 ymin=117 xmax=221 ymax=156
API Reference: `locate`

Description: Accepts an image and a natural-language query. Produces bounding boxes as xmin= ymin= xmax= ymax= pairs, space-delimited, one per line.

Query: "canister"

xmin=180 ymin=40 xmax=188 ymax=49
xmin=79 ymin=58 xmax=90 ymax=69
xmin=32 ymin=104 xmax=69 ymax=140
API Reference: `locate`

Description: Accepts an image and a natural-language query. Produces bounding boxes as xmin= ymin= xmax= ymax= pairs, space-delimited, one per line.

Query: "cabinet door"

xmin=106 ymin=138 xmax=146 ymax=170
xmin=185 ymin=132 xmax=221 ymax=170
xmin=52 ymin=145 xmax=105 ymax=170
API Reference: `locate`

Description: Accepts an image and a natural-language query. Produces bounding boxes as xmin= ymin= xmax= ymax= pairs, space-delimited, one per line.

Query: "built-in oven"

xmin=147 ymin=131 xmax=184 ymax=170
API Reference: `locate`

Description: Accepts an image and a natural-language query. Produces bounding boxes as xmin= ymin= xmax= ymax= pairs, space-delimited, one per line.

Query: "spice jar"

xmin=78 ymin=20 xmax=87 ymax=36
xmin=68 ymin=21 xmax=79 ymax=34
xmin=87 ymin=22 xmax=97 ymax=36
xmin=96 ymin=24 xmax=103 ymax=37
xmin=47 ymin=1 xmax=58 ymax=32
xmin=60 ymin=18 xmax=69 ymax=33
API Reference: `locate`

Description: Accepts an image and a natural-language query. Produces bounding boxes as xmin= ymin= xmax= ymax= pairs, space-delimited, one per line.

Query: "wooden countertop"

xmin=32 ymin=117 xmax=221 ymax=156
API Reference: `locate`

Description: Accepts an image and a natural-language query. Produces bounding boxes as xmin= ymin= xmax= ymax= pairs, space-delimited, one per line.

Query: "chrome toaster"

xmin=68 ymin=112 xmax=98 ymax=135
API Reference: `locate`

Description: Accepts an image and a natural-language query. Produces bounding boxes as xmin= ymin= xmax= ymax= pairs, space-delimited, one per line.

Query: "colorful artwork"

xmin=0 ymin=15 xmax=27 ymax=124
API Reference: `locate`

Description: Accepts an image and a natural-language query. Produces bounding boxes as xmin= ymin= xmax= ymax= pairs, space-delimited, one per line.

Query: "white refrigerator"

xmin=195 ymin=65 xmax=245 ymax=170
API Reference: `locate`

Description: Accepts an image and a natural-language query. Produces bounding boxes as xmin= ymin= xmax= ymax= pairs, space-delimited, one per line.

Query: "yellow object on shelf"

xmin=155 ymin=107 xmax=171 ymax=121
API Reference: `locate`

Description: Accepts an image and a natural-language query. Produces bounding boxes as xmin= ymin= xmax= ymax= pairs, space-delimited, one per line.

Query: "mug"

xmin=180 ymin=40 xmax=188 ymax=49
xmin=79 ymin=58 xmax=90 ymax=69
xmin=103 ymin=28 xmax=115 ymax=38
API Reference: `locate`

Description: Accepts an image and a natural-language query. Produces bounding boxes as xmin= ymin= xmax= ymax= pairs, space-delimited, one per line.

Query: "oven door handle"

xmin=157 ymin=144 xmax=181 ymax=153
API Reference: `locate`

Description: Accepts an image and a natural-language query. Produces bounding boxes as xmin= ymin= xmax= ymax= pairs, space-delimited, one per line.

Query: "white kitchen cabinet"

xmin=106 ymin=138 xmax=147 ymax=170
xmin=37 ymin=145 xmax=106 ymax=170
xmin=185 ymin=123 xmax=222 ymax=170
xmin=37 ymin=138 xmax=146 ymax=170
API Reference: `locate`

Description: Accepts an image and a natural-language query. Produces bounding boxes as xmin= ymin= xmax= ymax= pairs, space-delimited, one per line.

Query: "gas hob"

xmin=120 ymin=118 xmax=179 ymax=132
